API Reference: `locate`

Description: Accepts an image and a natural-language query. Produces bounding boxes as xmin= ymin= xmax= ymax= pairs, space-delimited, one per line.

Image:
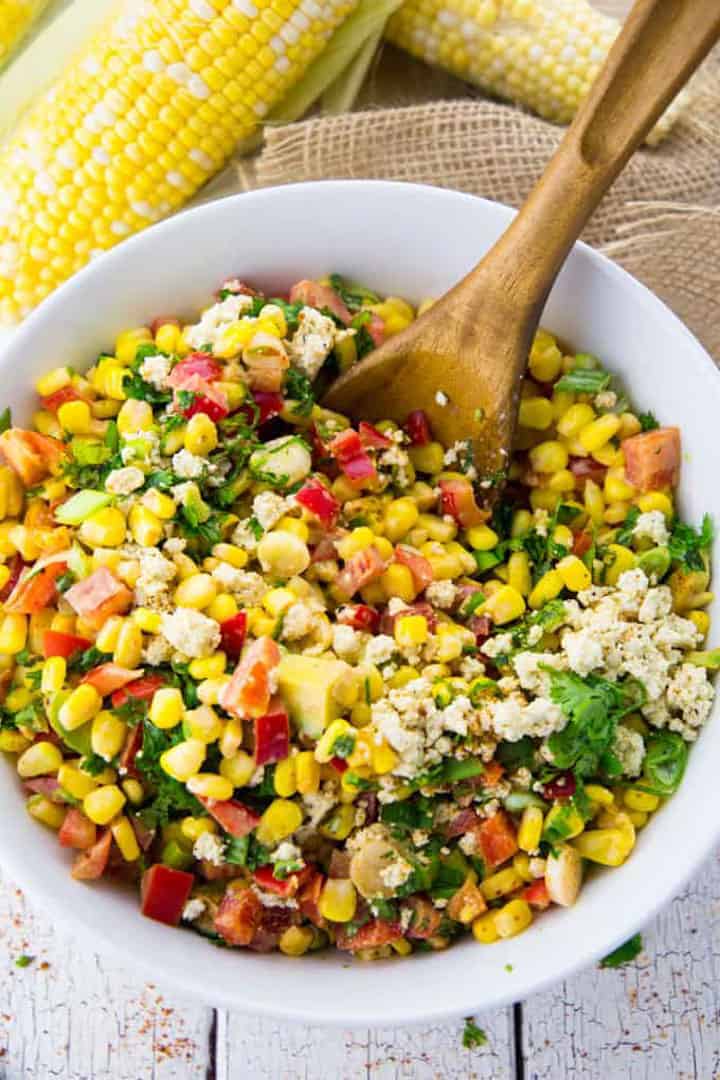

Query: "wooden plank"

xmin=522 ymin=850 xmax=720 ymax=1080
xmin=220 ymin=1007 xmax=515 ymax=1079
xmin=0 ymin=872 xmax=213 ymax=1080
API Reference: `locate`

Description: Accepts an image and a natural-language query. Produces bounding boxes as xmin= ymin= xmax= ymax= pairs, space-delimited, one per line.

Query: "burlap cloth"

xmin=224 ymin=29 xmax=720 ymax=363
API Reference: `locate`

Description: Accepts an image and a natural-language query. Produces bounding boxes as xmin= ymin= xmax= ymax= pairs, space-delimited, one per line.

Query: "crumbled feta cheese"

xmin=513 ymin=650 xmax=566 ymax=693
xmin=212 ymin=565 xmax=266 ymax=605
xmin=289 ymin=307 xmax=336 ymax=379
xmin=139 ymin=352 xmax=173 ymax=390
xmin=617 ymin=568 xmax=650 ymax=608
xmin=128 ymin=546 xmax=177 ymax=611
xmin=664 ymin=663 xmax=714 ymax=740
xmin=363 ymin=634 xmax=398 ymax=667
xmin=612 ymin=725 xmax=645 ymax=777
xmin=271 ymin=841 xmax=303 ymax=863
xmin=106 ymin=466 xmax=145 ymax=496
xmin=441 ymin=695 xmax=474 ymax=736
xmin=435 ymin=390 xmax=449 ymax=407
xmin=458 ymin=832 xmax=479 ymax=856
xmin=252 ymin=491 xmax=291 ymax=531
xmin=632 ymin=510 xmax=670 ymax=547
xmin=161 ymin=607 xmax=221 ymax=658
xmin=488 ymin=694 xmax=566 ymax=742
xmin=302 ymin=787 xmax=337 ymax=827
xmin=232 ymin=519 xmax=260 ymax=552
xmin=163 ymin=537 xmax=187 ymax=556
xmin=594 ymin=390 xmax=618 ymax=410
xmin=425 ymin=580 xmax=458 ymax=610
xmin=143 ymin=636 xmax=173 ymax=666
xmin=185 ymin=293 xmax=253 ymax=350
xmin=562 ymin=628 xmax=604 ymax=676
xmin=172 ymin=449 xmax=206 ymax=479
xmin=533 ymin=508 xmax=550 ymax=537
xmin=332 ymin=623 xmax=364 ymax=661
xmin=638 ymin=586 xmax=673 ymax=624
xmin=379 ymin=856 xmax=413 ymax=890
xmin=193 ymin=832 xmax=225 ymax=866
xmin=481 ymin=633 xmax=513 ymax=660
xmin=251 ymin=887 xmax=298 ymax=909
xmin=182 ymin=898 xmax=206 ymax=922
xmin=378 ymin=443 xmax=413 ymax=488
xmin=281 ymin=601 xmax=315 ymax=641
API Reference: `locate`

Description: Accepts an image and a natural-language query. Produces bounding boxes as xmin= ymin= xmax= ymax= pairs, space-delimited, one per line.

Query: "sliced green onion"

xmin=555 ymin=368 xmax=611 ymax=394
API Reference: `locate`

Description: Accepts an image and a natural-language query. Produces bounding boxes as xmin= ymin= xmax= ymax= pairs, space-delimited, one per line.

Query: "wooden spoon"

xmin=323 ymin=0 xmax=720 ymax=484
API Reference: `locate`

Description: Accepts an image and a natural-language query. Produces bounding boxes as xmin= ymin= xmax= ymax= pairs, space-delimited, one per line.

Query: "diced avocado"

xmin=277 ymin=654 xmax=348 ymax=739
xmin=55 ymin=490 xmax=112 ymax=525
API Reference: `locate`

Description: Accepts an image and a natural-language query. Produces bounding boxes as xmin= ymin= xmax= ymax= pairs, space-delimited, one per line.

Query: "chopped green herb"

xmin=615 ymin=506 xmax=640 ymax=546
xmin=328 ymin=273 xmax=380 ymax=311
xmin=225 ymin=835 xmax=273 ymax=869
xmin=600 ymin=933 xmax=643 ymax=968
xmin=639 ymin=732 xmax=688 ymax=795
xmin=81 ymin=752 xmax=113 ymax=777
xmin=668 ymin=514 xmax=713 ymax=572
xmin=68 ymin=645 xmax=108 ymax=675
xmin=284 ymin=367 xmax=316 ymax=416
xmin=638 ymin=411 xmax=659 ymax=432
xmin=462 ymin=1018 xmax=488 ymax=1050
xmin=556 ymin=362 xmax=611 ymax=394
xmin=15 ymin=955 xmax=33 ymax=969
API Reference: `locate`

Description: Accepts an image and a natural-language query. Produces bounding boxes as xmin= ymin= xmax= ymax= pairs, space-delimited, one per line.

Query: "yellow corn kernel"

xmin=529 ymin=330 xmax=563 ymax=382
xmin=36 ymin=366 xmax=71 ymax=397
xmin=623 ymin=789 xmax=660 ymax=813
xmin=494 ymin=899 xmax=533 ymax=939
xmin=184 ymin=706 xmax=223 ymax=744
xmin=381 ymin=563 xmax=416 ymax=603
xmin=572 ymin=828 xmax=633 ymax=866
xmin=472 ymin=911 xmax=500 ymax=945
xmin=530 ymin=488 xmax=561 ymax=513
xmin=274 ymin=756 xmax=298 ymax=797
xmin=416 ymin=514 xmax=456 ymax=543
xmin=174 ymin=573 xmax=218 ymax=610
xmin=556 ymin=554 xmax=592 ymax=592
xmin=320 ymin=802 xmax=356 ymax=840
xmin=180 ymin=816 xmax=218 ymax=843
xmin=388 ymin=665 xmax=420 ymax=690
xmin=184 ymin=413 xmax=218 ymax=456
xmin=120 ymin=778 xmax=144 ymax=805
xmin=529 ymin=440 xmax=569 ymax=475
xmin=132 ymin=608 xmax=162 ymax=634
xmin=57 ymin=400 xmax=92 ymax=436
xmin=636 ymin=491 xmax=674 ymax=517
xmin=480 ymin=867 xmax=524 ymax=901
xmin=0 ymin=729 xmax=30 ymax=753
xmin=206 ymin=594 xmax=238 ymax=624
xmin=212 ymin=543 xmax=248 ymax=569
xmin=512 ymin=853 xmax=533 ymax=882
xmin=578 ymin=414 xmax=621 ymax=453
xmin=604 ymin=502 xmax=630 ymax=526
xmin=263 ymin=587 xmax=296 ymax=617
xmin=219 ymin=750 xmax=255 ymax=789
xmin=186 ymin=773 xmax=234 ymax=801
xmin=295 ymin=751 xmax=321 ymax=795
xmin=556 ymin=403 xmax=596 ymax=439
xmin=319 ymin=878 xmax=357 ymax=923
xmin=113 ymin=620 xmax=143 ymax=668
xmin=592 ymin=443 xmax=621 ymax=468
xmin=625 ymin=810 xmax=648 ymax=828
xmin=255 ymin=798 xmax=303 ymax=847
xmin=117 ymin=398 xmax=154 ymax=434
xmin=59 ymin=684 xmax=102 ymax=731
xmin=583 ymin=478 xmax=605 ymax=525
xmin=518 ymin=806 xmax=544 ymax=853
xmin=0 ymin=613 xmax=27 ymax=655
xmin=33 ymin=410 xmax=62 ymax=436
xmin=17 ymin=741 xmax=63 ymax=779
xmin=604 ymin=467 xmax=636 ymax=503
xmin=507 ymin=551 xmax=532 ymax=597
xmin=465 ymin=524 xmax=498 ymax=552
xmin=197 ymin=677 xmax=231 ymax=707
xmin=394 ymin=614 xmax=429 ymax=648
xmin=277 ymin=516 xmax=310 ymax=541
xmin=83 ymin=784 xmax=126 ymax=826
xmin=0 ymin=467 xmax=24 ymax=522
xmin=315 ymin=719 xmax=355 ymax=765
xmin=154 ymin=322 xmax=181 ymax=352
xmin=585 ymin=784 xmax=614 ymax=810
xmin=160 ymin=739 xmax=206 ymax=783
xmin=373 ymin=536 xmax=395 ymax=562
xmin=150 ymin=687 xmax=185 ymax=731
xmin=128 ymin=504 xmax=163 ymax=548
xmin=511 ymin=509 xmax=533 ymax=539
xmin=97 ymin=364 xmax=129 ymax=402
xmin=79 ymin=507 xmax=127 ymax=549
xmin=688 ymin=610 xmax=710 ymax=637
xmin=544 ymin=802 xmax=585 ymax=841
xmin=111 ymin=815 xmax=141 ymax=861
xmin=217 ymin=719 xmax=244 ymax=761
xmin=27 ymin=795 xmax=66 ymax=830
xmin=279 ymin=925 xmax=315 ymax=957
xmin=481 ymin=584 xmax=523 ymax=626
xmin=6 ymin=686 xmax=32 ymax=712
xmin=91 ymin=711 xmax=127 ymax=761
xmin=604 ymin=544 xmax=637 ymax=586
xmin=187 ymin=655 xmax=226 ymax=683
xmin=371 ymin=740 xmax=399 ymax=776
xmin=519 ymin=397 xmax=554 ymax=430
xmin=337 ymin=527 xmax=375 ymax=560
xmin=383 ymin=498 xmax=419 ymax=542
xmin=115 ymin=327 xmax=152 ymax=365
xmin=57 ymin=762 xmax=97 ymax=800
xmin=40 ymin=656 xmax=66 ymax=695
xmin=138 ymin=489 xmax=176 ymax=521
xmin=95 ymin=615 xmax=123 ymax=654
xmin=408 ymin=442 xmax=445 ymax=474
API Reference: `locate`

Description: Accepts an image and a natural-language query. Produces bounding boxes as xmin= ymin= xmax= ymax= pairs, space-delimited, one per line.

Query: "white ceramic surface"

xmin=0 ymin=181 xmax=717 ymax=1025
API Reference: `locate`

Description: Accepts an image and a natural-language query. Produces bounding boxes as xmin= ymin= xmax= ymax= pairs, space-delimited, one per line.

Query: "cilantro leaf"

xmin=668 ymin=514 xmax=713 ymax=572
xmin=283 ymin=368 xmax=316 ymax=416
xmin=68 ymin=645 xmax=108 ymax=675
xmin=615 ymin=506 xmax=640 ymax=547
xmin=135 ymin=720 xmax=203 ymax=827
xmin=81 ymin=752 xmax=113 ymax=777
xmin=462 ymin=1019 xmax=488 ymax=1050
xmin=638 ymin=412 xmax=659 ymax=432
xmin=600 ymin=933 xmax=643 ymax=968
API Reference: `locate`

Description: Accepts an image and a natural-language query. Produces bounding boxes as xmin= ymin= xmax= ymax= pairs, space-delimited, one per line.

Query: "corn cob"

xmin=0 ymin=0 xmax=51 ymax=72
xmin=386 ymin=0 xmax=685 ymax=138
xmin=0 ymin=0 xmax=357 ymax=324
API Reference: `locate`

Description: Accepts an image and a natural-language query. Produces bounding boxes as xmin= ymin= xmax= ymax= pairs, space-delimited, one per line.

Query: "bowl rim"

xmin=1 ymin=179 xmax=719 ymax=1024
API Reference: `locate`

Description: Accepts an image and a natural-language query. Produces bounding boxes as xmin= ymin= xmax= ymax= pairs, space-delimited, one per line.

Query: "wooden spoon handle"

xmin=473 ymin=0 xmax=720 ymax=311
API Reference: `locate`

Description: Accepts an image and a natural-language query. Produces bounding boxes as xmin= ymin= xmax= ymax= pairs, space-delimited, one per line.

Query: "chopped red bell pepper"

xmin=477 ymin=810 xmax=519 ymax=869
xmin=252 ymin=390 xmax=284 ymax=425
xmin=141 ymin=864 xmax=195 ymax=926
xmin=297 ymin=869 xmax=325 ymax=927
xmin=365 ymin=313 xmax=385 ymax=346
xmin=58 ymin=808 xmax=97 ymax=851
xmin=623 ymin=426 xmax=681 ymax=492
xmin=572 ymin=530 xmax=594 ymax=558
xmin=568 ymin=456 xmax=607 ymax=490
xmin=120 ymin=723 xmax=144 ymax=776
xmin=358 ymin=421 xmax=392 ymax=449
xmin=404 ymin=409 xmax=432 ymax=446
xmin=252 ymin=864 xmax=312 ymax=897
xmin=295 ymin=477 xmax=340 ymax=528
xmin=439 ymin=476 xmax=487 ymax=529
xmin=522 ymin=879 xmax=552 ymax=910
xmin=394 ymin=545 xmax=434 ymax=591
xmin=219 ymin=611 xmax=248 ymax=660
xmin=214 ymin=885 xmax=263 ymax=945
xmin=197 ymin=796 xmax=261 ymax=838
xmin=167 ymin=353 xmax=222 ymax=386
xmin=179 ymin=391 xmax=229 ymax=423
xmin=42 ymin=629 xmax=92 ymax=660
xmin=330 ymin=756 xmax=348 ymax=774
xmin=0 ymin=428 xmax=67 ymax=486
xmin=111 ymin=673 xmax=166 ymax=708
xmin=327 ymin=429 xmax=377 ymax=486
xmin=336 ymin=603 xmax=381 ymax=633
xmin=253 ymin=699 xmax=290 ymax=765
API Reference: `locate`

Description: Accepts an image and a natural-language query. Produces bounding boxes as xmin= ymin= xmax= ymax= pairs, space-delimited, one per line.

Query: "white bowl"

xmin=1 ymin=181 xmax=718 ymax=1025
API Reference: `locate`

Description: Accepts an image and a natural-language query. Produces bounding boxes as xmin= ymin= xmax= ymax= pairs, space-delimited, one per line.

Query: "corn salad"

xmin=0 ymin=274 xmax=714 ymax=959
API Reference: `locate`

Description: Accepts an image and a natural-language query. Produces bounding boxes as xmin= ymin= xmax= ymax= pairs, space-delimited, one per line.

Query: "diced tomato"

xmin=446 ymin=876 xmax=487 ymax=922
xmin=335 ymin=545 xmax=387 ymax=600
xmin=42 ymin=630 xmax=91 ymax=660
xmin=252 ymin=864 xmax=312 ymax=898
xmin=439 ymin=476 xmax=488 ymax=529
xmin=295 ymin=477 xmax=340 ymax=528
xmin=623 ymin=426 xmax=681 ymax=492
xmin=3 ymin=561 xmax=67 ymax=615
xmin=219 ymin=611 xmax=247 ymax=660
xmin=327 ymin=428 xmax=377 ymax=486
xmin=297 ymin=869 xmax=325 ymax=927
xmin=572 ymin=530 xmax=593 ymax=558
xmin=0 ymin=554 xmax=24 ymax=603
xmin=336 ymin=603 xmax=381 ymax=633
xmin=40 ymin=386 xmax=85 ymax=413
xmin=198 ymin=796 xmax=261 ymax=838
xmin=167 ymin=353 xmax=222 ymax=387
xmin=111 ymin=673 xmax=166 ymax=708
xmin=330 ymin=756 xmax=348 ymax=774
xmin=174 ymin=375 xmax=229 ymax=422
xmin=140 ymin=864 xmax=195 ymax=926
xmin=569 ymin=456 xmax=607 ymax=490
xmin=395 ymin=545 xmax=434 ymax=591
xmin=289 ymin=279 xmax=352 ymax=325
xmin=71 ymin=829 xmax=112 ymax=880
xmin=358 ymin=421 xmax=392 ymax=449
xmin=478 ymin=810 xmax=519 ymax=869
xmin=0 ymin=428 xmax=67 ymax=485
xmin=336 ymin=918 xmax=403 ymax=952
xmin=214 ymin=885 xmax=263 ymax=946
xmin=522 ymin=879 xmax=552 ymax=910
xmin=253 ymin=699 xmax=289 ymax=765
xmin=82 ymin=663 xmax=144 ymax=697
xmin=220 ymin=636 xmax=281 ymax=719
xmin=58 ymin=808 xmax=97 ymax=851
xmin=252 ymin=390 xmax=284 ymax=425
xmin=250 ymin=907 xmax=296 ymax=952
xmin=65 ymin=568 xmax=133 ymax=629
xmin=403 ymin=895 xmax=442 ymax=940
xmin=150 ymin=314 xmax=180 ymax=335
xmin=404 ymin=410 xmax=432 ymax=446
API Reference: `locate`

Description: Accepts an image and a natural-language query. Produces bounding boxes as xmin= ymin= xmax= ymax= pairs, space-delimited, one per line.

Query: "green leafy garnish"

xmin=328 ymin=273 xmax=380 ymax=311
xmin=638 ymin=412 xmax=659 ymax=432
xmin=510 ymin=600 xmax=567 ymax=651
xmin=381 ymin=795 xmax=434 ymax=833
xmin=81 ymin=752 xmax=113 ymax=777
xmin=668 ymin=514 xmax=713 ymax=572
xmin=145 ymin=469 xmax=178 ymax=491
xmin=225 ymin=835 xmax=272 ymax=869
xmin=68 ymin=645 xmax=108 ymax=675
xmin=462 ymin=1019 xmax=488 ymax=1050
xmin=14 ymin=955 xmax=34 ymax=969
xmin=135 ymin=721 xmax=203 ymax=827
xmin=615 ymin=506 xmax=640 ymax=547
xmin=600 ymin=933 xmax=643 ymax=968
xmin=329 ymin=733 xmax=355 ymax=759
xmin=639 ymin=732 xmax=688 ymax=795
xmin=284 ymin=368 xmax=316 ymax=416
